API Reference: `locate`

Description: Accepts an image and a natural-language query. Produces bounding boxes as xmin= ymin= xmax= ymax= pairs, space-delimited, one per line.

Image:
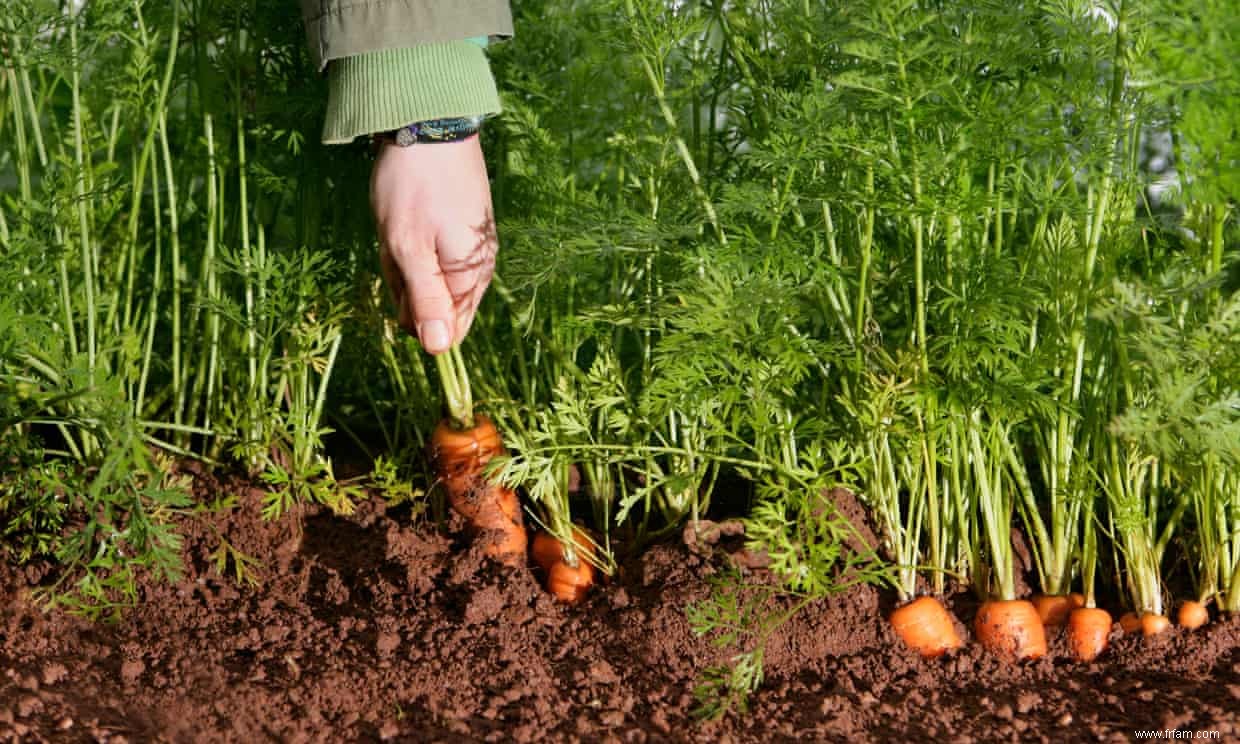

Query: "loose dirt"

xmin=1 ymin=468 xmax=1237 ymax=743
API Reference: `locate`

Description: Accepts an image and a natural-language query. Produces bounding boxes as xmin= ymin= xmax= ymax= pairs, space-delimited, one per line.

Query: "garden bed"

xmin=2 ymin=469 xmax=1237 ymax=743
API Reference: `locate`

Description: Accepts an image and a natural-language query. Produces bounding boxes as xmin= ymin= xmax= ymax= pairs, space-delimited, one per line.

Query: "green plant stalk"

xmin=817 ymin=201 xmax=853 ymax=343
xmin=237 ymin=107 xmax=258 ymax=453
xmin=970 ymin=413 xmax=1015 ymax=601
xmin=1104 ymin=440 xmax=1188 ymax=617
xmin=2 ymin=27 xmax=84 ymax=367
xmin=919 ymin=408 xmax=949 ymax=596
xmin=136 ymin=157 xmax=165 ymax=418
xmin=435 ymin=346 xmax=474 ymax=428
xmin=186 ymin=113 xmax=221 ymax=438
xmin=68 ymin=20 xmax=97 ymax=386
xmin=1080 ymin=479 xmax=1100 ymax=608
xmin=854 ymin=165 xmax=875 ymax=355
xmin=1189 ymin=456 xmax=1223 ymax=604
xmin=1223 ymin=470 xmax=1240 ymax=612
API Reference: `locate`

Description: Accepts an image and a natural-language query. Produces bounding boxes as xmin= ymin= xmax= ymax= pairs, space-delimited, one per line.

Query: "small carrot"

xmin=1177 ymin=600 xmax=1208 ymax=630
xmin=1140 ymin=613 xmax=1171 ymax=637
xmin=1031 ymin=593 xmax=1084 ymax=627
xmin=531 ymin=527 xmax=596 ymax=603
xmin=973 ymin=599 xmax=1047 ymax=660
xmin=1119 ymin=612 xmax=1142 ymax=634
xmin=531 ymin=530 xmax=564 ymax=571
xmin=547 ymin=558 xmax=595 ymax=604
xmin=889 ymin=596 xmax=964 ymax=658
xmin=1067 ymin=606 xmax=1112 ymax=662
xmin=531 ymin=526 xmax=593 ymax=570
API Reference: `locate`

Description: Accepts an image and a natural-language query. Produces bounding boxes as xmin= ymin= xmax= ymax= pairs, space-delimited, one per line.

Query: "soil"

xmin=1 ymin=468 xmax=1238 ymax=743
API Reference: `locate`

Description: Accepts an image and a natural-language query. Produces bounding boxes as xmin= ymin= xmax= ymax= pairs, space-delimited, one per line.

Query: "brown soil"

xmin=2 ymin=470 xmax=1238 ymax=743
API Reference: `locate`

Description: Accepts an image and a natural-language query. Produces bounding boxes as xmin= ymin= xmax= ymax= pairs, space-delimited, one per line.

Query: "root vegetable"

xmin=1067 ymin=607 xmax=1112 ymax=662
xmin=430 ymin=414 xmax=527 ymax=566
xmin=1140 ymin=613 xmax=1171 ymax=637
xmin=1032 ymin=593 xmax=1085 ymax=627
xmin=547 ymin=559 xmax=595 ymax=603
xmin=889 ymin=596 xmax=964 ymax=658
xmin=531 ymin=527 xmax=596 ymax=603
xmin=531 ymin=527 xmax=593 ymax=570
xmin=973 ymin=600 xmax=1047 ymax=660
xmin=1177 ymin=600 xmax=1208 ymax=630
xmin=1119 ymin=612 xmax=1142 ymax=633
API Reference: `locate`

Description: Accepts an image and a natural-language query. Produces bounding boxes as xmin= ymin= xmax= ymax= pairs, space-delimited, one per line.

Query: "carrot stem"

xmin=435 ymin=345 xmax=474 ymax=429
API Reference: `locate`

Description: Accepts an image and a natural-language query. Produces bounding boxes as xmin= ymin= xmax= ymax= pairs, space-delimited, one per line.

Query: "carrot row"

xmin=892 ymin=595 xmax=1210 ymax=662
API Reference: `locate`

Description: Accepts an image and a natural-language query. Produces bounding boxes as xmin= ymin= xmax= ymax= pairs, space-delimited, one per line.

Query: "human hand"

xmin=370 ymin=136 xmax=497 ymax=355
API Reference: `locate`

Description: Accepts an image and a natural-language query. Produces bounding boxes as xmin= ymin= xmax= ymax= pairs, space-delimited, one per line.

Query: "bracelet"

xmin=372 ymin=115 xmax=485 ymax=149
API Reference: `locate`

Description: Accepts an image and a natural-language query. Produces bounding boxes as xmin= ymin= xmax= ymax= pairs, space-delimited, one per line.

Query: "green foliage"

xmin=1 ymin=0 xmax=1236 ymax=695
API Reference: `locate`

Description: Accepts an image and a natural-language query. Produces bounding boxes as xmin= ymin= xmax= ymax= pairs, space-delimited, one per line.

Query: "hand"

xmin=370 ymin=136 xmax=497 ymax=355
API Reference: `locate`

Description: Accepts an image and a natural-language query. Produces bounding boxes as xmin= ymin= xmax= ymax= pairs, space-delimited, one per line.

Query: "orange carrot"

xmin=973 ymin=600 xmax=1047 ymax=660
xmin=889 ymin=596 xmax=964 ymax=658
xmin=1140 ymin=613 xmax=1171 ymax=637
xmin=531 ymin=526 xmax=592 ymax=569
xmin=547 ymin=559 xmax=595 ymax=604
xmin=531 ymin=530 xmax=563 ymax=571
xmin=430 ymin=414 xmax=527 ymax=566
xmin=471 ymin=486 xmax=528 ymax=562
xmin=1032 ymin=594 xmax=1080 ymax=627
xmin=1067 ymin=607 xmax=1112 ymax=662
xmin=530 ymin=527 xmax=597 ymax=603
xmin=1119 ymin=612 xmax=1142 ymax=634
xmin=1177 ymin=600 xmax=1208 ymax=630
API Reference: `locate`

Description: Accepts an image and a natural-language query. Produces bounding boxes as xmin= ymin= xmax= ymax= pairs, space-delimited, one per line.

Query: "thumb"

xmin=400 ymin=245 xmax=456 ymax=355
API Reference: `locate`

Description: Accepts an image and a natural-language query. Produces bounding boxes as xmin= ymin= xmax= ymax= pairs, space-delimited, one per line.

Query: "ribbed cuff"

xmin=322 ymin=41 xmax=502 ymax=145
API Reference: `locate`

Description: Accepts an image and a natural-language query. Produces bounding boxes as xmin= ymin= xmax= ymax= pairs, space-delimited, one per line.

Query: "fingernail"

xmin=417 ymin=320 xmax=451 ymax=352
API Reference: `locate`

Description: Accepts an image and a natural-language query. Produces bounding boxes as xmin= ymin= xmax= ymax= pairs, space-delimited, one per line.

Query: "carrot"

xmin=1031 ymin=593 xmax=1085 ymax=627
xmin=430 ymin=414 xmax=527 ymax=566
xmin=531 ymin=526 xmax=594 ymax=570
xmin=1140 ymin=613 xmax=1171 ymax=637
xmin=1177 ymin=600 xmax=1208 ymax=630
xmin=889 ymin=596 xmax=963 ymax=658
xmin=973 ymin=599 xmax=1047 ymax=660
xmin=1067 ymin=607 xmax=1112 ymax=662
xmin=547 ymin=558 xmax=595 ymax=603
xmin=531 ymin=527 xmax=597 ymax=603
xmin=471 ymin=486 xmax=528 ymax=563
xmin=1119 ymin=611 xmax=1142 ymax=634
xmin=531 ymin=530 xmax=563 ymax=571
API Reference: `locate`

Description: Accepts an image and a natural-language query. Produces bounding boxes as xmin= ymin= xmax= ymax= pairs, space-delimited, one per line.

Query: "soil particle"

xmin=2 ymin=473 xmax=1239 ymax=742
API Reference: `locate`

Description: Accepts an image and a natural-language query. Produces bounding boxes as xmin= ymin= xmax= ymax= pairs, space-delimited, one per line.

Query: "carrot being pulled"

xmin=429 ymin=347 xmax=527 ymax=566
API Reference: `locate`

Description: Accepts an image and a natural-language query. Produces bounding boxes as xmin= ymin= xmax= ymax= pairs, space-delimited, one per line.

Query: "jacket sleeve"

xmin=302 ymin=2 xmax=512 ymax=145
xmin=321 ymin=39 xmax=502 ymax=145
xmin=301 ymin=0 xmax=512 ymax=72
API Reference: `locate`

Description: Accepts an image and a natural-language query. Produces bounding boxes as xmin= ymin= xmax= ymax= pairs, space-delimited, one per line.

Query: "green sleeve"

xmin=301 ymin=0 xmax=512 ymax=71
xmin=322 ymin=39 xmax=501 ymax=145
